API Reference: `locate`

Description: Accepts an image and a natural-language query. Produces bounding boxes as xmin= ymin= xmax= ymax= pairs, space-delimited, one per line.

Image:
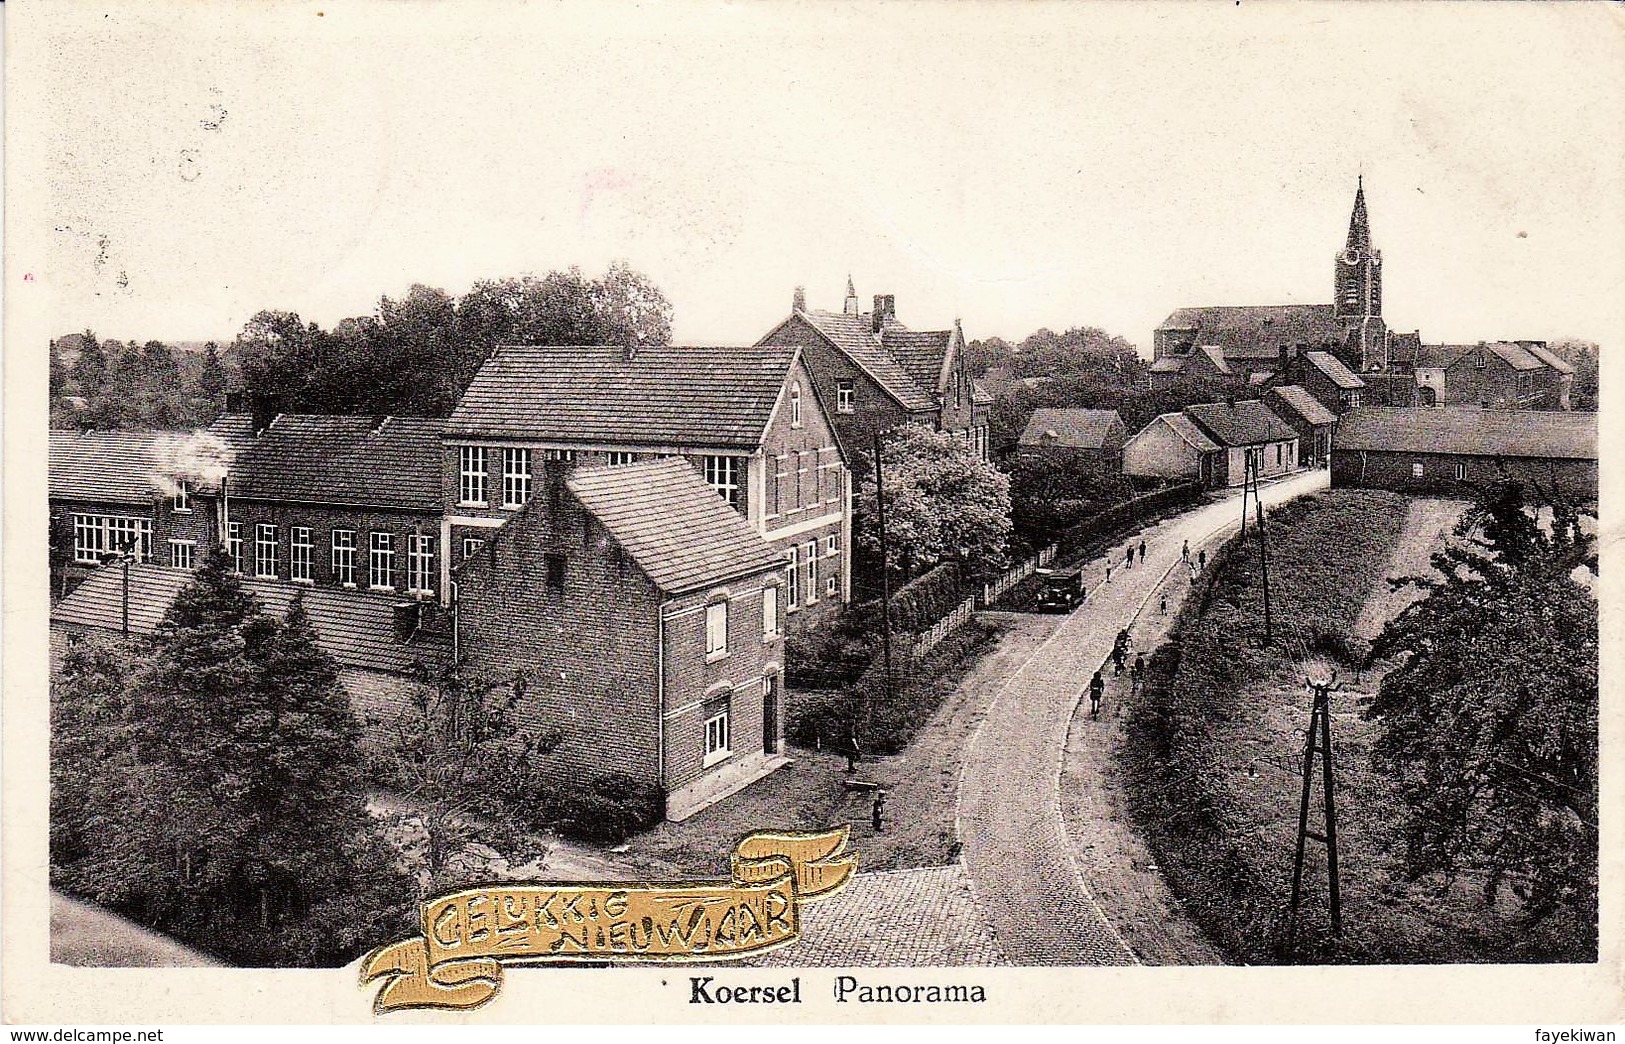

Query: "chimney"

xmin=224 ymin=390 xmax=247 ymax=414
xmin=248 ymin=392 xmax=280 ymax=437
xmin=871 ymin=294 xmax=896 ymax=334
xmin=792 ymin=286 xmax=807 ymax=313
xmin=624 ymin=342 xmax=638 ymax=362
xmin=1277 ymin=344 xmax=1289 ymax=376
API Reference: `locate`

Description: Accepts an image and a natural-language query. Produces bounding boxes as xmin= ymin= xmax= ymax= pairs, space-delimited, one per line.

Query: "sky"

xmin=18 ymin=2 xmax=1625 ymax=354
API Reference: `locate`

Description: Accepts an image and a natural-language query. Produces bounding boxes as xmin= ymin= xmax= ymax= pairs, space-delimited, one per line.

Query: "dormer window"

xmin=790 ymin=383 xmax=803 ymax=427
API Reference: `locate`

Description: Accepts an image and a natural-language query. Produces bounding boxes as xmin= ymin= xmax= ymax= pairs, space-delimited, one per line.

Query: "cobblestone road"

xmin=955 ymin=469 xmax=1328 ymax=965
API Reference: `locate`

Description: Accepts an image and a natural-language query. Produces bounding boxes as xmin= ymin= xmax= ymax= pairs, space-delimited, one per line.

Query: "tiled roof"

xmin=1335 ymin=407 xmax=1596 ymax=460
xmin=446 ymin=345 xmax=797 ymax=449
xmin=794 ymin=311 xmax=936 ymax=412
xmin=1018 ymin=408 xmax=1124 ymax=450
xmin=50 ymin=563 xmax=448 ymax=674
xmin=1486 ymin=342 xmax=1544 ymax=372
xmin=567 ymin=458 xmax=785 ymax=595
xmin=50 ymin=430 xmax=166 ymax=505
xmin=1388 ymin=331 xmax=1423 ymax=366
xmin=1197 ymin=345 xmax=1232 ymax=374
xmin=1156 ymin=412 xmax=1221 ymax=453
xmin=204 ymin=412 xmax=260 ymax=458
xmin=1414 ymin=343 xmax=1466 ymax=369
xmin=1523 ymin=343 xmax=1576 ymax=375
xmin=1267 ymin=385 xmax=1338 ymax=428
xmin=970 ymin=379 xmax=996 ymax=406
xmin=1184 ymin=400 xmax=1298 ymax=447
xmin=1302 ymin=350 xmax=1366 ymax=390
xmin=881 ymin=327 xmax=953 ymax=393
xmin=1149 ymin=356 xmax=1188 ymax=374
xmin=1158 ymin=304 xmax=1346 ymax=359
xmin=230 ymin=414 xmax=444 ymax=512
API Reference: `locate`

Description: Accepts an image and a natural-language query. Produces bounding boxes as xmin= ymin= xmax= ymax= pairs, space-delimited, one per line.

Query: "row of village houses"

xmin=49 ymin=289 xmax=992 ymax=821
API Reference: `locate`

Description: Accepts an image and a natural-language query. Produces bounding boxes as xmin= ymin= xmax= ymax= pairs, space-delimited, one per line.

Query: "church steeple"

xmin=843 ymin=274 xmax=859 ymax=316
xmin=1334 ymin=177 xmax=1382 ymax=321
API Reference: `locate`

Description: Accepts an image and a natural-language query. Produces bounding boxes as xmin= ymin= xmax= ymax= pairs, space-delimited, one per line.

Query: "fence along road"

xmin=954 ymin=468 xmax=1329 ymax=965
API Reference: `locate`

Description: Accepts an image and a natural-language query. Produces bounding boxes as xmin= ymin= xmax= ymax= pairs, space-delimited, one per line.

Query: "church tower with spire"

xmin=1333 ymin=177 xmax=1388 ymax=371
xmin=1334 ymin=177 xmax=1382 ymax=320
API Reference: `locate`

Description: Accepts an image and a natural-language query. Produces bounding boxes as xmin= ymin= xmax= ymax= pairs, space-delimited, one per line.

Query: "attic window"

xmin=790 ymin=383 xmax=803 ymax=427
xmin=545 ymin=552 xmax=567 ymax=592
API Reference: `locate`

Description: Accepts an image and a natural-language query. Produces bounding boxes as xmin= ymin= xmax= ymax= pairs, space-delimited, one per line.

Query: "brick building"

xmin=49 ymin=429 xmax=224 ymax=595
xmin=1264 ymin=385 xmax=1338 ymax=466
xmin=757 ymin=281 xmax=991 ymax=460
xmin=212 ymin=413 xmax=448 ymax=600
xmin=1331 ymin=407 xmax=1596 ymax=502
xmin=454 ymin=458 xmax=789 ymax=820
xmin=1016 ymin=408 xmax=1127 ymax=467
xmin=1439 ymin=342 xmax=1572 ymax=410
xmin=1123 ymin=400 xmax=1299 ymax=489
xmin=443 ymin=343 xmax=851 ymax=630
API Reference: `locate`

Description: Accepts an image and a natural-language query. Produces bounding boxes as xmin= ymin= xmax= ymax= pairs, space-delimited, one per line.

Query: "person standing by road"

xmin=872 ymin=789 xmax=886 ymax=833
xmin=1138 ymin=539 xmax=1147 ymax=564
xmin=1089 ymin=670 xmax=1104 ymax=719
xmin=1198 ymin=549 xmax=1207 ymax=569
xmin=1182 ymin=539 xmax=1190 ymax=564
xmin=1124 ymin=545 xmax=1134 ymax=571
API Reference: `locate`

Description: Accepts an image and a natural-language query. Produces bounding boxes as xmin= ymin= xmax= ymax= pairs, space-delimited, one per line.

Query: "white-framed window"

xmin=1454 ymin=461 xmax=1468 ymax=481
xmin=545 ymin=448 xmax=576 ymax=462
xmin=462 ymin=537 xmax=486 ymax=561
xmin=803 ymin=539 xmax=819 ymax=604
xmin=169 ymin=539 xmax=195 ymax=570
xmin=706 ymin=600 xmax=729 ymax=660
xmin=827 ymin=575 xmax=838 ymax=597
xmin=1411 ymin=462 xmax=1425 ymax=478
xmin=459 ymin=445 xmax=487 ymax=505
xmin=332 ymin=529 xmax=357 ymax=586
xmin=785 ymin=547 xmax=800 ymax=610
xmin=105 ymin=517 xmax=152 ymax=563
xmin=825 ymin=534 xmax=838 ymax=557
xmin=290 ymin=526 xmax=313 ymax=582
xmin=254 ymin=523 xmax=278 ymax=578
xmin=762 ymin=585 xmax=779 ymax=638
xmin=1348 ymin=390 xmax=1363 ymax=408
xmin=607 ymin=451 xmax=637 ymax=466
xmin=501 ymin=448 xmax=531 ymax=508
xmin=772 ymin=456 xmax=787 ymax=516
xmin=836 ymin=379 xmax=854 ymax=414
xmin=790 ymin=382 xmax=802 ymax=427
xmin=227 ymin=521 xmax=244 ymax=572
xmin=407 ymin=534 xmax=436 ymax=594
xmin=703 ymin=455 xmax=741 ymax=508
xmin=172 ymin=481 xmax=191 ymax=512
xmin=369 ymin=532 xmax=395 ymax=589
xmin=1474 ymin=352 xmax=1486 ymax=369
xmin=72 ymin=514 xmax=103 ymax=564
xmin=800 ymin=451 xmax=816 ymax=507
xmin=703 ymin=698 xmax=731 ymax=767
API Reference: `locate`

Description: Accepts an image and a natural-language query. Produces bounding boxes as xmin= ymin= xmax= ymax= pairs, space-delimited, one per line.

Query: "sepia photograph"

xmin=5 ymin=0 xmax=1620 ymax=1026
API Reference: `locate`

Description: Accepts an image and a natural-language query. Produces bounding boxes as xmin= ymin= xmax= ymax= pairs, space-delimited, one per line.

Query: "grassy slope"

xmin=1120 ymin=489 xmax=1588 ymax=964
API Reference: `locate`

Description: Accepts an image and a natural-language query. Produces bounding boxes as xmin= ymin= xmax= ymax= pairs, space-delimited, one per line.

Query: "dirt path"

xmin=956 ymin=469 xmax=1329 ymax=965
xmin=1353 ymin=497 xmax=1468 ymax=639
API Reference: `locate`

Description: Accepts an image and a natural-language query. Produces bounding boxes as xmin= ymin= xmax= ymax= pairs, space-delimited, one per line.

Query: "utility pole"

xmin=1289 ymin=671 xmax=1344 ymax=949
xmin=872 ymin=429 xmax=895 ymax=708
xmin=1241 ymin=453 xmax=1274 ymax=643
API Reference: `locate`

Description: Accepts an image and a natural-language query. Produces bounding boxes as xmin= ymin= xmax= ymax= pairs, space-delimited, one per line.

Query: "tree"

xmin=69 ymin=329 xmax=107 ymax=402
xmin=1548 ymin=338 xmax=1598 ymax=411
xmin=855 ymin=423 xmax=1012 ymax=580
xmin=197 ymin=341 xmax=228 ymax=404
xmin=52 ymin=550 xmax=411 ymax=965
xmin=1366 ymin=479 xmax=1597 ymax=936
xmin=379 ymin=665 xmax=562 ymax=894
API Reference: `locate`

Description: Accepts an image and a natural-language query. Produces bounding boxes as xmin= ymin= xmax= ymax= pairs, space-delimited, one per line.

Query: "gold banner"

xmin=360 ymin=827 xmax=856 ymax=1013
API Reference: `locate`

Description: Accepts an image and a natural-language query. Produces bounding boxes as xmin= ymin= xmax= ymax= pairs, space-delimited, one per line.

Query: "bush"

xmin=551 ymin=773 xmax=664 ymax=845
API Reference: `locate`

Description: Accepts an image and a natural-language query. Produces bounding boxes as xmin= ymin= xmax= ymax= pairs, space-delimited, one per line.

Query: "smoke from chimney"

xmin=150 ymin=431 xmax=235 ymax=497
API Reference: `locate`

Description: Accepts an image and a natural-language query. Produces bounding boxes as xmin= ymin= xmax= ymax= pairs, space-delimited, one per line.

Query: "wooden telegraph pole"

xmin=1241 ymin=453 xmax=1274 ymax=643
xmin=1289 ymin=671 xmax=1344 ymax=948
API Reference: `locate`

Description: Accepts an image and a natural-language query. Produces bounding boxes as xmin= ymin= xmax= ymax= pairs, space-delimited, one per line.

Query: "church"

xmin=1148 ymin=180 xmax=1572 ymax=413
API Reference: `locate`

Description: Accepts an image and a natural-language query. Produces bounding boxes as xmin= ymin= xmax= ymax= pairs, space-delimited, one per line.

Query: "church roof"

xmin=1157 ymin=304 xmax=1347 ymax=359
xmin=1346 ymin=178 xmax=1372 ymax=253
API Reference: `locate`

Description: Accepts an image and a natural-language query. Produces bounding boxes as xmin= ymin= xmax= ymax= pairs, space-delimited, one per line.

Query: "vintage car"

xmin=1034 ymin=566 xmax=1086 ymax=612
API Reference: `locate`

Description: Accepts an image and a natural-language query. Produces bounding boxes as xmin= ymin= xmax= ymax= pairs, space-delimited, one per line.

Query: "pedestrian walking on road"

xmin=1125 ymin=545 xmax=1134 ymax=570
xmin=1138 ymin=539 xmax=1147 ymax=564
xmin=1198 ymin=549 xmax=1207 ymax=569
xmin=1105 ymin=561 xmax=1112 ymax=584
xmin=1131 ymin=653 xmax=1145 ymax=694
xmin=1113 ymin=642 xmax=1127 ymax=676
xmin=1089 ymin=670 xmax=1104 ymax=719
xmin=1182 ymin=539 xmax=1190 ymax=563
xmin=872 ymin=789 xmax=886 ymax=833
xmin=1159 ymin=595 xmax=1168 ymax=614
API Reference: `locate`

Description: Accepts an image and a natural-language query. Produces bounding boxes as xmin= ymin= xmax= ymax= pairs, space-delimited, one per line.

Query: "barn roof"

xmin=447 ymin=345 xmax=797 ymax=449
xmin=1018 ymin=408 xmax=1125 ymax=450
xmin=1184 ymin=400 xmax=1298 ymax=447
xmin=567 ymin=458 xmax=784 ymax=595
xmin=1334 ymin=407 xmax=1597 ymax=460
xmin=1524 ymin=343 xmax=1575 ymax=375
xmin=227 ymin=414 xmax=444 ymax=512
xmin=51 ymin=563 xmax=448 ymax=674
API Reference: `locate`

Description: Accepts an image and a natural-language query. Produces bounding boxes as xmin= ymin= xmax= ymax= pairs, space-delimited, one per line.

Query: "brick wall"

xmin=222 ymin=499 xmax=442 ymax=596
xmin=1332 ymin=448 xmax=1597 ymax=502
xmin=760 ymin=316 xmax=925 ymax=458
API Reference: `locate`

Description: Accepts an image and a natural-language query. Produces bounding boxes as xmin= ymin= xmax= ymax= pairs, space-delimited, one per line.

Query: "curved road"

xmin=956 ymin=468 xmax=1329 ymax=965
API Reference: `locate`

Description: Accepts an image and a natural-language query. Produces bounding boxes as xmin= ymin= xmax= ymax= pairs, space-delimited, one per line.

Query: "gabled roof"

xmin=1485 ymin=342 xmax=1544 ymax=372
xmin=446 ymin=345 xmax=799 ymax=449
xmin=50 ymin=430 xmax=167 ymax=505
xmin=1267 ymin=385 xmax=1339 ymax=428
xmin=1523 ymin=343 xmax=1576 ymax=375
xmin=970 ymin=379 xmax=996 ymax=406
xmin=789 ymin=311 xmax=936 ymax=412
xmin=229 ymin=414 xmax=444 ymax=512
xmin=1184 ymin=400 xmax=1298 ymax=447
xmin=1152 ymin=411 xmax=1221 ymax=453
xmin=882 ymin=327 xmax=953 ymax=391
xmin=51 ymin=564 xmax=448 ymax=674
xmin=566 ymin=458 xmax=784 ymax=595
xmin=1388 ymin=331 xmax=1423 ymax=366
xmin=1149 ymin=356 xmax=1188 ymax=374
xmin=1197 ymin=345 xmax=1232 ymax=374
xmin=1335 ymin=407 xmax=1596 ymax=461
xmin=1302 ymin=350 xmax=1366 ymax=390
xmin=204 ymin=412 xmax=260 ymax=458
xmin=1415 ymin=343 xmax=1467 ymax=369
xmin=1157 ymin=304 xmax=1346 ymax=359
xmin=1018 ymin=408 xmax=1124 ymax=450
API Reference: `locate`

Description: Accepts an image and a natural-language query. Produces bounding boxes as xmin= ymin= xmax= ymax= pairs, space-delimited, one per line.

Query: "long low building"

xmin=1123 ymin=399 xmax=1300 ymax=488
xmin=1330 ymin=407 xmax=1597 ymax=501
